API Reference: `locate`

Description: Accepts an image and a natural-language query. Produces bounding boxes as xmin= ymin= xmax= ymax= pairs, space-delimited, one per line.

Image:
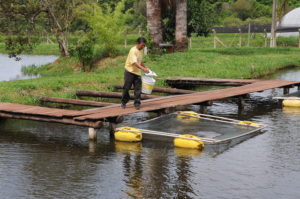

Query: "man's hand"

xmin=143 ymin=68 xmax=150 ymax=73
xmin=134 ymin=62 xmax=150 ymax=73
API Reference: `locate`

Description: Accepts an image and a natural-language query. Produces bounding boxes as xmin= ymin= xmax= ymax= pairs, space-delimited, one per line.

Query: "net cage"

xmin=117 ymin=112 xmax=266 ymax=146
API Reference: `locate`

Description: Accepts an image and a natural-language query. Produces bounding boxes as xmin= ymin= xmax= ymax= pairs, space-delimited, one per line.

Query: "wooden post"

xmin=247 ymin=24 xmax=251 ymax=47
xmin=109 ymin=123 xmax=117 ymax=136
xmin=88 ymin=128 xmax=97 ymax=140
xmin=239 ymin=28 xmax=242 ymax=47
xmin=200 ymin=105 xmax=208 ymax=114
xmin=283 ymin=87 xmax=290 ymax=95
xmin=270 ymin=0 xmax=277 ymax=47
xmin=108 ymin=116 xmax=124 ymax=136
xmin=213 ymin=29 xmax=216 ymax=48
xmin=238 ymin=96 xmax=245 ymax=110
xmin=264 ymin=29 xmax=268 ymax=47
xmin=189 ymin=37 xmax=192 ymax=49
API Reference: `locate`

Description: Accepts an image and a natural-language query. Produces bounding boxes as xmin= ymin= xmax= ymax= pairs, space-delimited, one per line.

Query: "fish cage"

xmin=115 ymin=111 xmax=266 ymax=150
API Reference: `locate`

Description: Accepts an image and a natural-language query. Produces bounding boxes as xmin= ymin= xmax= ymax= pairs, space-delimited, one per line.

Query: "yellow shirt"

xmin=125 ymin=46 xmax=143 ymax=76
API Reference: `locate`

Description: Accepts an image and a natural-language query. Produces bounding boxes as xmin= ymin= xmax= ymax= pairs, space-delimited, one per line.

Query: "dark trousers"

xmin=121 ymin=71 xmax=142 ymax=106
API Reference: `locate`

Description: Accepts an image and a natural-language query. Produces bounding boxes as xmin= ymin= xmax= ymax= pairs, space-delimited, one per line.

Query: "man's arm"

xmin=134 ymin=62 xmax=150 ymax=73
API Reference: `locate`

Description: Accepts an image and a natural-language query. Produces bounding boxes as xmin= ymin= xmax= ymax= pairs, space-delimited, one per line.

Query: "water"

xmin=0 ymin=54 xmax=58 ymax=81
xmin=1 ymin=69 xmax=300 ymax=198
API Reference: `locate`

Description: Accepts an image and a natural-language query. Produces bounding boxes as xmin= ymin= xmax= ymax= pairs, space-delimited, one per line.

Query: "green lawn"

xmin=1 ymin=46 xmax=300 ymax=105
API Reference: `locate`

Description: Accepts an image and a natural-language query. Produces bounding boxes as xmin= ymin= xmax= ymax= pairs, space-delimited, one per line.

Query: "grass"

xmin=1 ymin=46 xmax=300 ymax=105
xmin=1 ymin=32 xmax=300 ymax=105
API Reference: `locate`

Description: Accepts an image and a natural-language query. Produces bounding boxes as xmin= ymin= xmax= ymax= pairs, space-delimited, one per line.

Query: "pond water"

xmin=0 ymin=68 xmax=300 ymax=199
xmin=0 ymin=54 xmax=58 ymax=81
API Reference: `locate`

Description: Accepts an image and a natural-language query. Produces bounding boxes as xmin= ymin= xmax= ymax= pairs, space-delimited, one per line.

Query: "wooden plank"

xmin=40 ymin=97 xmax=115 ymax=107
xmin=0 ymin=112 xmax=102 ymax=128
xmin=0 ymin=103 xmax=82 ymax=118
xmin=76 ymin=90 xmax=159 ymax=100
xmin=73 ymin=80 xmax=300 ymax=121
xmin=112 ymin=84 xmax=196 ymax=94
xmin=166 ymin=77 xmax=259 ymax=87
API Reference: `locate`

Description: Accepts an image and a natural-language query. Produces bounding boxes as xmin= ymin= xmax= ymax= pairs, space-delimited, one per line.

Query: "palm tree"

xmin=146 ymin=0 xmax=163 ymax=47
xmin=175 ymin=0 xmax=187 ymax=51
xmin=147 ymin=0 xmax=187 ymax=51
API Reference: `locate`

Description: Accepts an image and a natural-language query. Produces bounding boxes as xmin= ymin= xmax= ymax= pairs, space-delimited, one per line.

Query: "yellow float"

xmin=238 ymin=121 xmax=261 ymax=127
xmin=173 ymin=134 xmax=204 ymax=150
xmin=114 ymin=127 xmax=142 ymax=142
xmin=177 ymin=111 xmax=200 ymax=121
xmin=282 ymin=97 xmax=300 ymax=107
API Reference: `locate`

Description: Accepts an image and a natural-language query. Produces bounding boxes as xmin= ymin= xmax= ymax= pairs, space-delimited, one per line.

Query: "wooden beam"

xmin=40 ymin=97 xmax=114 ymax=107
xmin=112 ymin=84 xmax=196 ymax=94
xmin=76 ymin=90 xmax=159 ymax=100
xmin=0 ymin=112 xmax=102 ymax=128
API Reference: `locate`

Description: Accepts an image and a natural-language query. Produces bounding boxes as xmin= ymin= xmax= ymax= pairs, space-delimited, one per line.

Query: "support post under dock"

xmin=283 ymin=87 xmax=290 ymax=95
xmin=238 ymin=96 xmax=246 ymax=110
xmin=88 ymin=128 xmax=97 ymax=140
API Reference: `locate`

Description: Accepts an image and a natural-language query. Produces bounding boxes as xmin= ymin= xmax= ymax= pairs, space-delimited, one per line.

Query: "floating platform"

xmin=116 ymin=112 xmax=266 ymax=149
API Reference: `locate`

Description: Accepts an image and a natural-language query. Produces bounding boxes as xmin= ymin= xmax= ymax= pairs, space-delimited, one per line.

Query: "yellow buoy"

xmin=283 ymin=97 xmax=300 ymax=107
xmin=238 ymin=121 xmax=261 ymax=127
xmin=114 ymin=127 xmax=142 ymax=142
xmin=174 ymin=134 xmax=204 ymax=150
xmin=177 ymin=111 xmax=200 ymax=121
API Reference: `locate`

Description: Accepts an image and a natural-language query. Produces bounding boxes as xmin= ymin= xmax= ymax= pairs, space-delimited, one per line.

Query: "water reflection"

xmin=0 ymin=53 xmax=57 ymax=81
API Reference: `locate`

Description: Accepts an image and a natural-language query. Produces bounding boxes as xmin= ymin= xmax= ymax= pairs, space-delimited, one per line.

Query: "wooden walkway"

xmin=166 ymin=77 xmax=259 ymax=87
xmin=0 ymin=79 xmax=300 ymax=128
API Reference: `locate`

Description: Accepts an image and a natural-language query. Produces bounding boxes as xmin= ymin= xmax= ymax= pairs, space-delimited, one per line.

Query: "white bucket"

xmin=142 ymin=76 xmax=156 ymax=94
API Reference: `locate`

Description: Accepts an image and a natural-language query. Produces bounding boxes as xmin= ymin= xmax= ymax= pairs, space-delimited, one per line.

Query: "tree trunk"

xmin=175 ymin=0 xmax=187 ymax=51
xmin=270 ymin=0 xmax=277 ymax=48
xmin=56 ymin=31 xmax=70 ymax=57
xmin=146 ymin=0 xmax=163 ymax=47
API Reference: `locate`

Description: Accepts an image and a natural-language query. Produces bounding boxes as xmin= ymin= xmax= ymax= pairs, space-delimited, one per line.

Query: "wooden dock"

xmin=166 ymin=77 xmax=259 ymax=87
xmin=0 ymin=79 xmax=300 ymax=139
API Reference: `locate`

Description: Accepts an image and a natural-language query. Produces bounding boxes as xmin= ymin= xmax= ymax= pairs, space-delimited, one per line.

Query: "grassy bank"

xmin=1 ymin=47 xmax=300 ymax=105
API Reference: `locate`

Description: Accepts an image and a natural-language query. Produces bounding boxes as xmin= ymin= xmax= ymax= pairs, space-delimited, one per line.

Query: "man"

xmin=121 ymin=37 xmax=150 ymax=110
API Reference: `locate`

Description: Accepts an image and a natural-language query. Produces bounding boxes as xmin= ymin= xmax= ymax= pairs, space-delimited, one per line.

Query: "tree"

xmin=175 ymin=0 xmax=187 ymax=51
xmin=77 ymin=0 xmax=129 ymax=57
xmin=146 ymin=0 xmax=163 ymax=47
xmin=188 ymin=0 xmax=218 ymax=37
xmin=0 ymin=0 xmax=84 ymax=57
